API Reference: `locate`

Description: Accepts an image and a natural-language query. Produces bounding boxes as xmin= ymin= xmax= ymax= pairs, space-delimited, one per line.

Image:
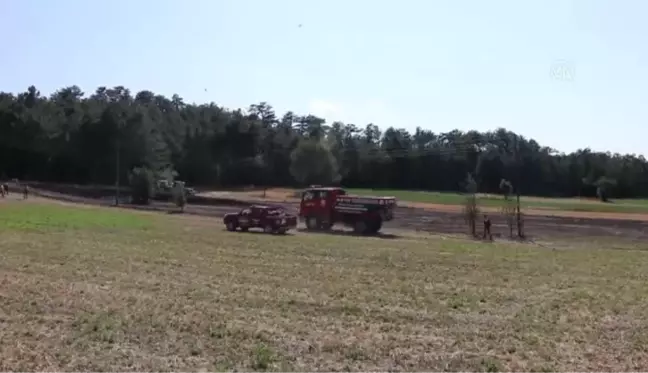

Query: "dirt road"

xmin=22 ymin=184 xmax=648 ymax=241
xmin=202 ymin=189 xmax=648 ymax=220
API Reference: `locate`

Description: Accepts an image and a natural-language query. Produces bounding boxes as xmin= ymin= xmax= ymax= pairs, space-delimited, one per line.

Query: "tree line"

xmin=1 ymin=85 xmax=647 ymax=199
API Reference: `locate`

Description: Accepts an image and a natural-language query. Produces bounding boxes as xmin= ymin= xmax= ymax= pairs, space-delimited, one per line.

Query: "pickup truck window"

xmin=303 ymin=191 xmax=314 ymax=201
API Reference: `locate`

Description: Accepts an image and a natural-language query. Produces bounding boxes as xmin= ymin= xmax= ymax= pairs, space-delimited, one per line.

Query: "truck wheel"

xmin=319 ymin=220 xmax=333 ymax=231
xmin=240 ymin=226 xmax=249 ymax=232
xmin=375 ymin=219 xmax=383 ymax=233
xmin=275 ymin=227 xmax=287 ymax=235
xmin=368 ymin=219 xmax=383 ymax=234
xmin=305 ymin=217 xmax=319 ymax=230
xmin=226 ymin=222 xmax=237 ymax=232
xmin=264 ymin=225 xmax=274 ymax=234
xmin=354 ymin=220 xmax=367 ymax=234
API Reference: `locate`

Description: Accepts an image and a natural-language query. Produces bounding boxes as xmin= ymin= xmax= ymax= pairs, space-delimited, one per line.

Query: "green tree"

xmin=289 ymin=139 xmax=340 ymax=186
xmin=594 ymin=176 xmax=617 ymax=202
xmin=1 ymin=84 xmax=648 ymax=200
xmin=129 ymin=167 xmax=155 ymax=205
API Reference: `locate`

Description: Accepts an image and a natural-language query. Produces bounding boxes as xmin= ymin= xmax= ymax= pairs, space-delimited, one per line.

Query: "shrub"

xmin=129 ymin=167 xmax=155 ymax=205
xmin=172 ymin=181 xmax=187 ymax=212
xmin=462 ymin=173 xmax=479 ymax=237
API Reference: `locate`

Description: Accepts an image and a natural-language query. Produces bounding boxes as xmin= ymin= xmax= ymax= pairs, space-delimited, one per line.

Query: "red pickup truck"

xmin=223 ymin=205 xmax=298 ymax=234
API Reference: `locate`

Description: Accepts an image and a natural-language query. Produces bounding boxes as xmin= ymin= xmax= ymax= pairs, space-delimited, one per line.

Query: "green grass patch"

xmin=0 ymin=202 xmax=153 ymax=231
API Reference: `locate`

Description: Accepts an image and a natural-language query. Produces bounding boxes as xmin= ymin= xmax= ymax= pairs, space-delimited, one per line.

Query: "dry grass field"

xmin=2 ymin=197 xmax=648 ymax=371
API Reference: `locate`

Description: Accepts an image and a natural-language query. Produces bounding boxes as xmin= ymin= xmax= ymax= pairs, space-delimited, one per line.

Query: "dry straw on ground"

xmin=1 ymin=198 xmax=648 ymax=371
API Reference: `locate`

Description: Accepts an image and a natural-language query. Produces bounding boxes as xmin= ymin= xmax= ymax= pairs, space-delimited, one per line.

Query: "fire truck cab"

xmin=298 ymin=186 xmax=396 ymax=234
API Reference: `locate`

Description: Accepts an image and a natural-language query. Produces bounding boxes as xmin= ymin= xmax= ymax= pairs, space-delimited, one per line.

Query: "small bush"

xmin=499 ymin=179 xmax=516 ymax=238
xmin=172 ymin=181 xmax=187 ymax=212
xmin=129 ymin=167 xmax=155 ymax=205
xmin=251 ymin=343 xmax=275 ymax=371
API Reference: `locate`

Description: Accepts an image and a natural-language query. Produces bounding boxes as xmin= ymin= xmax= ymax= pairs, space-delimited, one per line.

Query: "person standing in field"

xmin=23 ymin=184 xmax=29 ymax=199
xmin=483 ymin=214 xmax=493 ymax=241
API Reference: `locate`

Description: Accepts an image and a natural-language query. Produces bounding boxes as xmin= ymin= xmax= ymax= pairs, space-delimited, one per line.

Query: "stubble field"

xmin=2 ymin=196 xmax=648 ymax=371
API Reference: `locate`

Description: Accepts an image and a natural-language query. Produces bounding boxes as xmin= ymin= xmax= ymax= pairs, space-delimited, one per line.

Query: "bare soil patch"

xmin=401 ymin=200 xmax=648 ymax=221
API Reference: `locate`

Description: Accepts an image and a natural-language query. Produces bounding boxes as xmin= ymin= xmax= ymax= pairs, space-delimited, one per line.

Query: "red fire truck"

xmin=298 ymin=186 xmax=397 ymax=234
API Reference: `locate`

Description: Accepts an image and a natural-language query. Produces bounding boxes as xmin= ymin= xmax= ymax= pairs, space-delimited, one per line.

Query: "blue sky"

xmin=2 ymin=0 xmax=646 ymax=156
